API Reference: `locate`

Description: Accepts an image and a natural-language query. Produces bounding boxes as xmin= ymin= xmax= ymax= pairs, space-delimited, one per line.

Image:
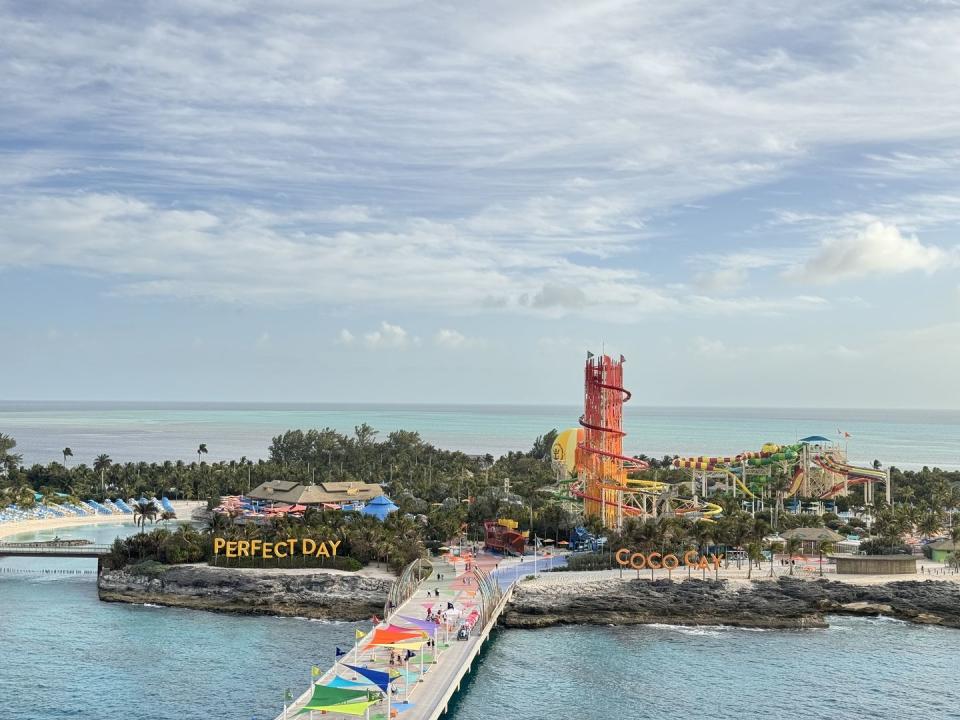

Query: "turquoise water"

xmin=2 ymin=402 xmax=958 ymax=469
xmin=3 ymin=522 xmax=960 ymax=719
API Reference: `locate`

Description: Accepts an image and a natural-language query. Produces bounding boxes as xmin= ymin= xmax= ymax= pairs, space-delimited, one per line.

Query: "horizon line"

xmin=1 ymin=399 xmax=959 ymax=413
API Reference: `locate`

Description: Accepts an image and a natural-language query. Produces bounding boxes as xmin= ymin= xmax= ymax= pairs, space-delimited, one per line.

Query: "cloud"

xmin=529 ymin=284 xmax=589 ymax=309
xmin=256 ymin=332 xmax=270 ymax=347
xmin=789 ymin=221 xmax=949 ymax=283
xmin=363 ymin=322 xmax=413 ymax=350
xmin=433 ymin=329 xmax=485 ymax=350
xmin=3 ymin=0 xmax=960 ymax=328
xmin=693 ymin=337 xmax=732 ymax=357
xmin=336 ymin=329 xmax=355 ymax=346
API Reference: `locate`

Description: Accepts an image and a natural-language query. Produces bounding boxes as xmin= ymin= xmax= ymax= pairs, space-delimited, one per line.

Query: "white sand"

xmin=0 ymin=500 xmax=205 ymax=540
xmin=525 ymin=557 xmax=960 ymax=588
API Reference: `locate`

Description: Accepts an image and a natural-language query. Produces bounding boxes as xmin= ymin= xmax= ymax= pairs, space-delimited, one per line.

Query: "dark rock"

xmin=97 ymin=564 xmax=392 ymax=620
xmin=502 ymin=576 xmax=960 ymax=630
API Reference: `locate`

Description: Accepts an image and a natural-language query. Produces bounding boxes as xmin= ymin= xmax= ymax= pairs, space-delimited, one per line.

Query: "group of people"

xmin=388 ymin=649 xmax=415 ymax=667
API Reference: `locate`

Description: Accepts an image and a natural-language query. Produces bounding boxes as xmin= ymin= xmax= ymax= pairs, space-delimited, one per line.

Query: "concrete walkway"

xmin=277 ymin=551 xmax=510 ymax=720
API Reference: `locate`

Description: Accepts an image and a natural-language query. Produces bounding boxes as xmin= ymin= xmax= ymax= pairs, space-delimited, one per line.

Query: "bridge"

xmin=0 ymin=542 xmax=112 ymax=559
xmin=273 ymin=551 xmax=543 ymax=720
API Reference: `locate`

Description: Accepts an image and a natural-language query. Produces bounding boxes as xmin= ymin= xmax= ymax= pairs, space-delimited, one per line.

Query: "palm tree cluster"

xmin=107 ymin=508 xmax=426 ymax=574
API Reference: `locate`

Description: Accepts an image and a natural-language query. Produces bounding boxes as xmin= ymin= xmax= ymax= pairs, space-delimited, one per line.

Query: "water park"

xmin=550 ymin=352 xmax=894 ymax=532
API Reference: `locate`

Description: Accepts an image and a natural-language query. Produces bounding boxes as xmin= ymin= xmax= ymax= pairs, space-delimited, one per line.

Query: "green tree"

xmin=197 ymin=443 xmax=208 ymax=464
xmin=0 ymin=433 xmax=22 ymax=476
xmin=133 ymin=499 xmax=159 ymax=533
xmin=62 ymin=447 xmax=73 ymax=466
xmin=93 ymin=454 xmax=112 ymax=497
xmin=817 ymin=539 xmax=832 ymax=577
xmin=784 ymin=537 xmax=802 ymax=576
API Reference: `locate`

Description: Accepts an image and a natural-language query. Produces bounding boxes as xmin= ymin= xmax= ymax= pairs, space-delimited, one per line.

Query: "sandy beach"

xmin=0 ymin=500 xmax=205 ymax=541
xmin=517 ymin=555 xmax=960 ymax=587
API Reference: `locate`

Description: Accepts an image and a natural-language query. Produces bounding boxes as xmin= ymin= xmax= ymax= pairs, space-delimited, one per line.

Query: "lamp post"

xmin=530 ymin=503 xmax=537 ymax=577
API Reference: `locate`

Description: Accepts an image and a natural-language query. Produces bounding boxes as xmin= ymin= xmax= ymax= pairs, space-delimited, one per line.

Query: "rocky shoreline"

xmin=501 ymin=577 xmax=960 ymax=630
xmin=98 ymin=564 xmax=392 ymax=620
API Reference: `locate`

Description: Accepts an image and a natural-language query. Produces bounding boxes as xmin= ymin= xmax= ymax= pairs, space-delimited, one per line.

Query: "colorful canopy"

xmin=396 ymin=616 xmax=440 ymax=633
xmin=343 ymin=664 xmax=395 ymax=692
xmin=298 ymin=699 xmax=378 ymax=716
xmin=327 ymin=676 xmax=375 ymax=690
xmin=367 ymin=626 xmax=425 ymax=647
xmin=299 ymin=683 xmax=369 ymax=708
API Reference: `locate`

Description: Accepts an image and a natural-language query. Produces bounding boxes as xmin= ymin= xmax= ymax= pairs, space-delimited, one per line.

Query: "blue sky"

xmin=1 ymin=1 xmax=959 ymax=407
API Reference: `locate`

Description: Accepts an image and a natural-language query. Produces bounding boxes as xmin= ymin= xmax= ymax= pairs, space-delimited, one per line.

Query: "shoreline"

xmin=0 ymin=501 xmax=205 ymax=540
xmin=502 ymin=574 xmax=960 ymax=630
xmin=97 ymin=562 xmax=393 ymax=621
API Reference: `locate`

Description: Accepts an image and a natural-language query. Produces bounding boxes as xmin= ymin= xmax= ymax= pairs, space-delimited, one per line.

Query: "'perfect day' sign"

xmin=212 ymin=537 xmax=341 ymax=559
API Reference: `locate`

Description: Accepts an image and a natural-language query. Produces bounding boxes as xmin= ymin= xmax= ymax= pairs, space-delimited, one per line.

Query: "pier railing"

xmin=384 ymin=556 xmax=432 ymax=620
xmin=0 ymin=543 xmax=112 ymax=558
xmin=471 ymin=565 xmax=502 ymax=631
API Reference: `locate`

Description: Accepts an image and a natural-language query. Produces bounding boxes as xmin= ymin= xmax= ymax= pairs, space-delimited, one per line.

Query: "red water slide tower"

xmin=578 ymin=352 xmax=633 ymax=529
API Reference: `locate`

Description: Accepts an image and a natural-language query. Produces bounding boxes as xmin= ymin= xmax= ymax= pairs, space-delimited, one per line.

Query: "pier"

xmin=0 ymin=542 xmax=111 ymax=559
xmin=274 ymin=551 xmax=520 ymax=720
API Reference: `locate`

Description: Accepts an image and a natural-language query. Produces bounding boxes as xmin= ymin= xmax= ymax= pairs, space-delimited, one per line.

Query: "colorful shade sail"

xmin=366 ymin=626 xmax=425 ymax=647
xmin=298 ymin=699 xmax=378 ymax=716
xmin=343 ymin=664 xmax=395 ymax=692
xmin=395 ymin=616 xmax=439 ymax=633
xmin=327 ymin=676 xmax=376 ymax=690
xmin=300 ymin=683 xmax=369 ymax=708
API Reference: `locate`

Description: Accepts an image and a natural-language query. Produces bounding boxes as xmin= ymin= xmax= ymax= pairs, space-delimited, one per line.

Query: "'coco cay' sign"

xmin=615 ymin=548 xmax=723 ymax=571
xmin=212 ymin=538 xmax=341 ymax=559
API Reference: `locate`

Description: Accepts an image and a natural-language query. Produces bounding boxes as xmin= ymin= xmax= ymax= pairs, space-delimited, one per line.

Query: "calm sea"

xmin=2 ymin=523 xmax=959 ymax=720
xmin=1 ymin=402 xmax=958 ymax=470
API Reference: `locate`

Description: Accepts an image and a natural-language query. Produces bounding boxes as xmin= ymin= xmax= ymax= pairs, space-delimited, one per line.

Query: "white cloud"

xmin=3 ymin=0 xmax=960 ymax=331
xmin=693 ymin=337 xmax=731 ymax=357
xmin=256 ymin=332 xmax=270 ymax=347
xmin=336 ymin=329 xmax=355 ymax=346
xmin=363 ymin=322 xmax=411 ymax=350
xmin=433 ymin=329 xmax=484 ymax=350
xmin=789 ymin=221 xmax=949 ymax=283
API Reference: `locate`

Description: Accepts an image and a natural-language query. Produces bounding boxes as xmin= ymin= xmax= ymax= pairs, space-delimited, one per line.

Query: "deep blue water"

xmin=2 ymin=402 xmax=958 ymax=469
xmin=3 ymin=523 xmax=960 ymax=720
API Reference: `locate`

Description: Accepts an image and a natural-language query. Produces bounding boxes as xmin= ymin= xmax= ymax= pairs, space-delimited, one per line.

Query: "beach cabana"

xmin=781 ymin=527 xmax=844 ymax=554
xmin=928 ymin=539 xmax=959 ymax=563
xmin=360 ymin=495 xmax=399 ymax=521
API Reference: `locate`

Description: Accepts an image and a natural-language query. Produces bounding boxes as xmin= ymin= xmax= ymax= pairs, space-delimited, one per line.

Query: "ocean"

xmin=2 ymin=403 xmax=959 ymax=718
xmin=2 ymin=402 xmax=958 ymax=470
xmin=2 ymin=522 xmax=960 ymax=720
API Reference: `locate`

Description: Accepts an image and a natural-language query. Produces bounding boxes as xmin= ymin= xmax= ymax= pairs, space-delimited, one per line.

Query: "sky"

xmin=1 ymin=0 xmax=959 ymax=408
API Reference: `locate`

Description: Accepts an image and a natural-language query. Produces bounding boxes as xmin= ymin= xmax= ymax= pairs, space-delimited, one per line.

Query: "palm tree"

xmin=0 ymin=433 xmax=22 ymax=476
xmin=133 ymin=499 xmax=159 ymax=533
xmin=62 ymin=447 xmax=73 ymax=466
xmin=160 ymin=510 xmax=177 ymax=526
xmin=93 ymin=454 xmax=112 ymax=496
xmin=768 ymin=541 xmax=783 ymax=577
xmin=817 ymin=539 xmax=832 ymax=577
xmin=197 ymin=443 xmax=208 ymax=464
xmin=746 ymin=541 xmax=763 ymax=579
xmin=785 ymin=537 xmax=802 ymax=576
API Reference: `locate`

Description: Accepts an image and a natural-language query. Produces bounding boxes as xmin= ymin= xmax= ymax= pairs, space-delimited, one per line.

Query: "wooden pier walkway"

xmin=275 ymin=551 xmax=514 ymax=720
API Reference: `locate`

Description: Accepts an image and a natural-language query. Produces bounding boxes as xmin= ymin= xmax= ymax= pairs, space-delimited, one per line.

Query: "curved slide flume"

xmin=784 ymin=467 xmax=804 ymax=498
xmin=813 ymin=451 xmax=884 ymax=499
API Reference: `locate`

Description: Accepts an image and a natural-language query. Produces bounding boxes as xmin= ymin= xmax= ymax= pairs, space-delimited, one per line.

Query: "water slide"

xmin=672 ymin=444 xmax=801 ymax=499
xmin=785 ymin=467 xmax=804 ymax=498
xmin=812 ymin=451 xmax=885 ymax=499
